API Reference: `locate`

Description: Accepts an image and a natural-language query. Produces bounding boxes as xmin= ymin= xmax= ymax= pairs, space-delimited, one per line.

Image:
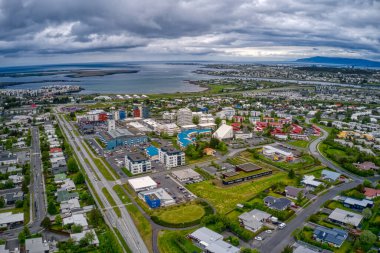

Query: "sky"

xmin=0 ymin=0 xmax=379 ymax=66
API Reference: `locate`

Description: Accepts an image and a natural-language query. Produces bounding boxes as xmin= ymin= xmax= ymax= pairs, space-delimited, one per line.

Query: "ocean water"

xmin=0 ymin=62 xmax=211 ymax=94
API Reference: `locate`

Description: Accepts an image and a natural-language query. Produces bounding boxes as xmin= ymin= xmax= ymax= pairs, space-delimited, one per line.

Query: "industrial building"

xmin=212 ymin=124 xmax=233 ymax=140
xmin=98 ymin=126 xmax=148 ymax=150
xmin=128 ymin=176 xmax=158 ymax=192
xmin=138 ymin=188 xmax=175 ymax=208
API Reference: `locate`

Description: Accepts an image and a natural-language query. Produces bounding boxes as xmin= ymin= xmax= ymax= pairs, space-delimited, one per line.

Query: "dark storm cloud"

xmin=0 ymin=0 xmax=379 ymax=61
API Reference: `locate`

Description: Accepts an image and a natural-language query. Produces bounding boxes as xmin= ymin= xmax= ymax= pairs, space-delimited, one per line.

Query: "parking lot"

xmin=151 ymin=173 xmax=196 ymax=204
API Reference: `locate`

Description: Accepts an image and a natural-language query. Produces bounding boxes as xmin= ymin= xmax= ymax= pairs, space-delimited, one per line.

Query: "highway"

xmin=259 ymin=124 xmax=363 ymax=253
xmin=55 ymin=111 xmax=149 ymax=253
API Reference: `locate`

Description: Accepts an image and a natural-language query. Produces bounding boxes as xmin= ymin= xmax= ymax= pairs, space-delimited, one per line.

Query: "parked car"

xmin=265 ymin=230 xmax=273 ymax=234
xmin=278 ymin=223 xmax=286 ymax=229
xmin=255 ymin=236 xmax=263 ymax=241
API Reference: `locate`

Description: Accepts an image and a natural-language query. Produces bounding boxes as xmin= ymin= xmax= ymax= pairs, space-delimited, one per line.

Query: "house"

xmin=54 ymin=173 xmax=67 ymax=184
xmin=3 ymin=191 xmax=24 ymax=205
xmin=364 ymin=187 xmax=380 ymax=199
xmin=238 ymin=209 xmax=271 ymax=232
xmin=285 ymin=186 xmax=306 ymax=199
xmin=0 ymin=212 xmax=24 ymax=229
xmin=313 ymin=226 xmax=348 ymax=248
xmin=52 ymin=165 xmax=68 ymax=175
xmin=60 ymin=198 xmax=81 ymax=214
xmin=328 ymin=208 xmax=363 ymax=228
xmin=262 ymin=145 xmax=294 ymax=160
xmin=8 ymin=174 xmax=23 ymax=185
xmin=354 ymin=161 xmax=379 ymax=171
xmin=50 ymin=156 xmax=66 ymax=168
xmin=321 ymin=170 xmax=341 ymax=182
xmin=25 ymin=237 xmax=50 ymax=253
xmin=263 ymin=196 xmax=292 ymax=211
xmin=59 ymin=179 xmax=76 ymax=192
xmin=125 ymin=152 xmax=152 ymax=175
xmin=343 ymin=197 xmax=373 ymax=211
xmin=56 ymin=190 xmax=79 ymax=203
xmin=0 ymin=152 xmax=18 ymax=165
xmin=203 ymin=148 xmax=216 ymax=156
xmin=293 ymin=245 xmax=319 ymax=253
xmin=302 ymin=175 xmax=323 ymax=190
xmin=70 ymin=229 xmax=99 ymax=246
xmin=63 ymin=214 xmax=88 ymax=229
xmin=188 ymin=227 xmax=240 ymax=253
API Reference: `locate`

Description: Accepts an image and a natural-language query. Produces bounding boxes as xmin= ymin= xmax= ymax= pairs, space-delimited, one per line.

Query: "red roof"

xmin=364 ymin=187 xmax=380 ymax=198
xmin=50 ymin=148 xmax=62 ymax=153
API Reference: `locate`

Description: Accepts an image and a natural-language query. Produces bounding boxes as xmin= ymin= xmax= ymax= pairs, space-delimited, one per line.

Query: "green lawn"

xmin=186 ymin=172 xmax=295 ymax=213
xmin=153 ymin=203 xmax=205 ymax=225
xmin=113 ymin=185 xmax=131 ymax=204
xmin=101 ymin=187 xmax=121 ymax=217
xmin=289 ymin=140 xmax=309 ymax=148
xmin=158 ymin=229 xmax=201 ymax=253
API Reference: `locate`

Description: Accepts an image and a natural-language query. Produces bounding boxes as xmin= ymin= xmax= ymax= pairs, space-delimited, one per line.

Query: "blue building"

xmin=144 ymin=194 xmax=161 ymax=208
xmin=98 ymin=127 xmax=148 ymax=150
xmin=145 ymin=145 xmax=159 ymax=160
xmin=141 ymin=106 xmax=150 ymax=119
xmin=119 ymin=110 xmax=126 ymax=120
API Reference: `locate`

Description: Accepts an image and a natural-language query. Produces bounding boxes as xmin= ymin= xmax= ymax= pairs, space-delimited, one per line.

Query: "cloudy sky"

xmin=0 ymin=0 xmax=379 ymax=66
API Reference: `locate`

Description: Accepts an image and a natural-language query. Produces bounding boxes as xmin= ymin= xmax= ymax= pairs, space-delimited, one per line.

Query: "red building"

xmin=133 ymin=107 xmax=141 ymax=118
xmin=98 ymin=112 xmax=108 ymax=122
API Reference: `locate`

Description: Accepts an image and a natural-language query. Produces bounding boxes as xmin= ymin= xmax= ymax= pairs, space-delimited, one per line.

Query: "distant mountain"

xmin=295 ymin=56 xmax=380 ymax=67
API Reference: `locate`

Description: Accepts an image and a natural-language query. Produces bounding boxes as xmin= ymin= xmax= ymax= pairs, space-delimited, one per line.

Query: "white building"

xmin=159 ymin=146 xmax=185 ymax=168
xmin=63 ymin=213 xmax=88 ymax=229
xmin=212 ymin=124 xmax=233 ymax=140
xmin=128 ymin=176 xmax=158 ymax=192
xmin=125 ymin=153 xmax=152 ymax=175
xmin=177 ymin=108 xmax=193 ymax=126
xmin=71 ymin=229 xmax=99 ymax=246
xmin=159 ymin=123 xmax=180 ymax=136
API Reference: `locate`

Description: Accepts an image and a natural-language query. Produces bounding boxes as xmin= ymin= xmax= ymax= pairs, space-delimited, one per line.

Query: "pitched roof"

xmin=313 ymin=225 xmax=348 ymax=247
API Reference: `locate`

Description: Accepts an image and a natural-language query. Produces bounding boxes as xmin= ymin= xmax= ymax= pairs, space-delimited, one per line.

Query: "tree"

xmin=74 ymin=172 xmax=85 ymax=185
xmin=55 ymin=214 xmax=63 ymax=226
xmin=296 ymin=191 xmax=303 ymax=205
xmin=192 ymin=115 xmax=200 ymax=125
xmin=41 ymin=216 xmax=52 ymax=228
xmin=215 ymin=117 xmax=222 ymax=127
xmin=71 ymin=224 xmax=83 ymax=233
xmin=47 ymin=200 xmax=58 ymax=215
xmin=359 ymin=230 xmax=376 ymax=251
xmin=281 ymin=245 xmax=293 ymax=253
xmin=0 ymin=196 xmax=5 ymax=208
xmin=67 ymin=157 xmax=79 ymax=173
xmin=18 ymin=231 xmax=26 ymax=244
xmin=84 ymin=231 xmax=95 ymax=245
xmin=314 ymin=111 xmax=322 ymax=122
xmin=288 ymin=169 xmax=295 ymax=179
xmin=88 ymin=209 xmax=102 ymax=227
xmin=362 ymin=208 xmax=372 ymax=220
xmin=363 ymin=180 xmax=372 ymax=188
xmin=15 ymin=200 xmax=24 ymax=208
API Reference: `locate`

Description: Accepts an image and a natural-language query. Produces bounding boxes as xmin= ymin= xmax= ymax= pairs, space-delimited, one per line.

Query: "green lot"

xmin=153 ymin=203 xmax=205 ymax=225
xmin=289 ymin=140 xmax=309 ymax=148
xmin=158 ymin=229 xmax=201 ymax=253
xmin=187 ymin=172 xmax=295 ymax=214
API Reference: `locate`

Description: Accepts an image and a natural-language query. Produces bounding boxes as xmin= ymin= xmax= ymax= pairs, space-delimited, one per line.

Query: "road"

xmin=30 ymin=127 xmax=47 ymax=225
xmin=2 ymin=127 xmax=47 ymax=249
xmin=56 ymin=112 xmax=149 ymax=253
xmin=259 ymin=123 xmax=363 ymax=253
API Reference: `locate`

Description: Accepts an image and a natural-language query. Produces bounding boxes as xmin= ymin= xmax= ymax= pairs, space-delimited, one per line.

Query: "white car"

xmin=254 ymin=236 xmax=263 ymax=241
xmin=265 ymin=230 xmax=273 ymax=234
xmin=278 ymin=223 xmax=286 ymax=229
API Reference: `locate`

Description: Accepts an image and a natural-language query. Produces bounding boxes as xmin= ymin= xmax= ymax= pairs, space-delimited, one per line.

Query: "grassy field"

xmin=93 ymin=158 xmax=116 ymax=181
xmin=153 ymin=203 xmax=205 ymax=225
xmin=158 ymin=229 xmax=201 ymax=253
xmin=101 ymin=187 xmax=121 ymax=217
xmin=187 ymin=172 xmax=295 ymax=213
xmin=289 ymin=140 xmax=309 ymax=148
xmin=113 ymin=185 xmax=130 ymax=204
